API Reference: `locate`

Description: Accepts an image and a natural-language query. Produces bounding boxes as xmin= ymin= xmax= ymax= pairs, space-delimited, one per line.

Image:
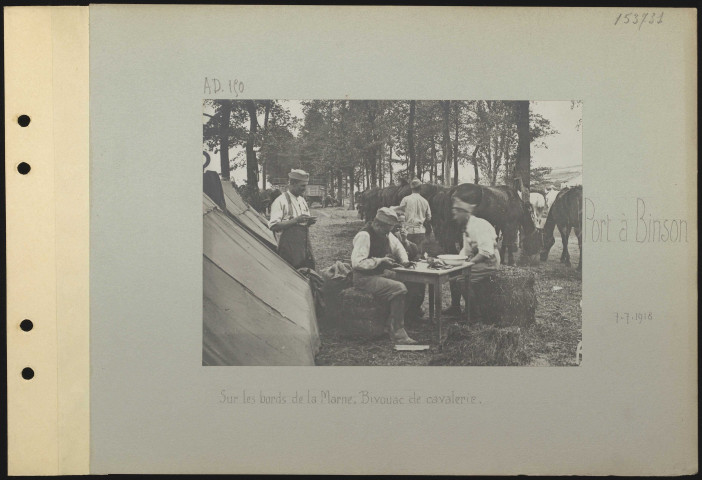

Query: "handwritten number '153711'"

xmin=615 ymin=12 xmax=664 ymax=29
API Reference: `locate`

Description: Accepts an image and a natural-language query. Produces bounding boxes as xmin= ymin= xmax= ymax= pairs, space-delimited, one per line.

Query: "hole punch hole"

xmin=17 ymin=162 xmax=31 ymax=175
xmin=22 ymin=367 xmax=34 ymax=380
xmin=20 ymin=319 xmax=34 ymax=332
xmin=18 ymin=115 xmax=31 ymax=127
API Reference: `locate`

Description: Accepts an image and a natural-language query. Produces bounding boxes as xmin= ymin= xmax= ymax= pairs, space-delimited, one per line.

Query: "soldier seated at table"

xmin=442 ymin=185 xmax=501 ymax=322
xmin=391 ymin=210 xmax=420 ymax=261
xmin=391 ymin=209 xmax=426 ymax=322
xmin=351 ymin=207 xmax=424 ymax=344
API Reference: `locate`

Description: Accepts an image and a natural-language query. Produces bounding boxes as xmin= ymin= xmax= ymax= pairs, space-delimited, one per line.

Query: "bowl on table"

xmin=437 ymin=254 xmax=468 ymax=266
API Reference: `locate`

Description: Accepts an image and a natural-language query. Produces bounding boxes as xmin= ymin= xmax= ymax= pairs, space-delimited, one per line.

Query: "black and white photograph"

xmin=202 ymin=99 xmax=583 ymax=366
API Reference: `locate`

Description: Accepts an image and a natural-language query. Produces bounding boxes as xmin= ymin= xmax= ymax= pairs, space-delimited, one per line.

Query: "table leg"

xmin=428 ymin=284 xmax=435 ymax=323
xmin=463 ymin=269 xmax=471 ymax=324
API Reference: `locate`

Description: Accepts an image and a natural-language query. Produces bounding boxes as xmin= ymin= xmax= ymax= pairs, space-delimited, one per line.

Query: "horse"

xmin=354 ymin=191 xmax=362 ymax=213
xmin=540 ymin=185 xmax=582 ymax=271
xmin=530 ymin=192 xmax=547 ymax=227
xmin=545 ymin=187 xmax=560 ymax=211
xmin=360 ymin=178 xmax=446 ymax=222
xmin=358 ymin=186 xmax=381 ymax=221
xmin=427 ymin=185 xmax=461 ymax=255
xmin=451 ymin=183 xmax=542 ymax=266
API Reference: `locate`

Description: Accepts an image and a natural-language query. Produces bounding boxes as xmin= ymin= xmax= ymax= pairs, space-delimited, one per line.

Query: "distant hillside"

xmin=540 ymin=165 xmax=582 ymax=188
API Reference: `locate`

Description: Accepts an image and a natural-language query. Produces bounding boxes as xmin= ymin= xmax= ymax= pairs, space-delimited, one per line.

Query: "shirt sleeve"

xmin=268 ymin=196 xmax=285 ymax=228
xmin=473 ymin=220 xmax=497 ymax=258
xmin=389 ymin=232 xmax=409 ymax=264
xmin=459 ymin=232 xmax=472 ymax=257
xmin=425 ymin=198 xmax=432 ymax=221
xmin=351 ymin=232 xmax=382 ymax=270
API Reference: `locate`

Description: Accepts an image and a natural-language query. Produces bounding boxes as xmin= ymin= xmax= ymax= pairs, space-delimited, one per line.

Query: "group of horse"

xmin=204 ymin=152 xmax=581 ymax=271
xmin=356 ymin=179 xmax=582 ymax=271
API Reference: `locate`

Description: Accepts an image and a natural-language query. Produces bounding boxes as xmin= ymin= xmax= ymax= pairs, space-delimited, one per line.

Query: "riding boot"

xmin=389 ymin=295 xmax=416 ymax=344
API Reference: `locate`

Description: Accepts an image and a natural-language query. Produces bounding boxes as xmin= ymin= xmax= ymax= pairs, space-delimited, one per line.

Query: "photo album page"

xmin=5 ymin=5 xmax=697 ymax=475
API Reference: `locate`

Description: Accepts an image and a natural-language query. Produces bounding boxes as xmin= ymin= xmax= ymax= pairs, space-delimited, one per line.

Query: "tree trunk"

xmin=336 ymin=170 xmax=343 ymax=206
xmin=514 ymin=101 xmax=531 ymax=189
xmin=348 ymin=168 xmax=355 ymax=210
xmin=417 ymin=150 xmax=423 ymax=180
xmin=503 ymin=140 xmax=511 ymax=184
xmin=431 ymin=136 xmax=437 ymax=183
xmin=494 ymin=130 xmax=507 ymax=185
xmin=387 ymin=144 xmax=393 ymax=185
xmin=379 ymin=145 xmax=384 ymax=187
xmin=245 ymin=100 xmax=259 ymax=188
xmin=471 ymin=145 xmax=480 ymax=184
xmin=453 ymin=107 xmax=460 ymax=185
xmin=260 ymin=101 xmax=271 ymax=190
xmin=491 ymin=134 xmax=500 ymax=186
xmin=368 ymin=106 xmax=378 ymax=187
xmin=218 ymin=100 xmax=231 ymax=179
xmin=407 ymin=100 xmax=416 ymax=178
xmin=486 ymin=140 xmax=493 ymax=185
xmin=442 ymin=100 xmax=452 ymax=185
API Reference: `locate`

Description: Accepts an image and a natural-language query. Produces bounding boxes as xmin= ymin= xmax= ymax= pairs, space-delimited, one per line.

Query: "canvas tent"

xmin=203 ymin=193 xmax=320 ymax=366
xmin=218 ymin=178 xmax=277 ymax=248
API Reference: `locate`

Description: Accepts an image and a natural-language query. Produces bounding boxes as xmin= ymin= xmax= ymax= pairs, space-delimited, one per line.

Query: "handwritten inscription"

xmin=614 ymin=12 xmax=664 ymax=29
xmin=204 ymin=77 xmax=245 ymax=96
xmin=219 ymin=389 xmax=480 ymax=405
xmin=614 ymin=312 xmax=654 ymax=324
xmin=584 ymin=198 xmax=688 ymax=243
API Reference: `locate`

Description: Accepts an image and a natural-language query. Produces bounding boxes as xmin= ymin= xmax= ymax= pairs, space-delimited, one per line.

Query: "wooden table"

xmin=392 ymin=261 xmax=472 ymax=345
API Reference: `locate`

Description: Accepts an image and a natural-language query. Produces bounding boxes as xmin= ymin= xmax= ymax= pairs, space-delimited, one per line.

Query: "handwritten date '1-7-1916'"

xmin=614 ymin=12 xmax=663 ymax=28
xmin=614 ymin=312 xmax=654 ymax=324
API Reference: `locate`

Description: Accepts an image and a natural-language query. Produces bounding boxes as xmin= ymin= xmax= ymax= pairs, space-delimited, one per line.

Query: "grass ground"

xmin=308 ymin=206 xmax=582 ymax=366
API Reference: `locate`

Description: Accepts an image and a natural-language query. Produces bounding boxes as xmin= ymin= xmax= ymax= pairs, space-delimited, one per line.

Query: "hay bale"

xmin=430 ymin=324 xmax=528 ymax=366
xmin=475 ymin=266 xmax=536 ymax=328
xmin=338 ymin=288 xmax=390 ymax=338
xmin=319 ymin=277 xmax=352 ymax=328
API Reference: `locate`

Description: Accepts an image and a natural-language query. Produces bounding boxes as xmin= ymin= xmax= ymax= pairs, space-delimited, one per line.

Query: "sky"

xmin=530 ymin=101 xmax=582 ymax=170
xmin=205 ymin=100 xmax=582 ymax=185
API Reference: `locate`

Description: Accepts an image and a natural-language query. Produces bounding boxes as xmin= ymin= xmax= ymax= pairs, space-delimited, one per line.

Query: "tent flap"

xmin=203 ymin=193 xmax=319 ymax=366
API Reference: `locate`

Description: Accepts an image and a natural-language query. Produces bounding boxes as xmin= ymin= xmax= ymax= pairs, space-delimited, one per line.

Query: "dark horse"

xmin=359 ymin=179 xmax=442 ymax=222
xmin=358 ymin=186 xmax=380 ymax=221
xmin=540 ymin=185 xmax=582 ymax=271
xmin=450 ymin=183 xmax=542 ymax=265
xmin=357 ymin=178 xmax=411 ymax=221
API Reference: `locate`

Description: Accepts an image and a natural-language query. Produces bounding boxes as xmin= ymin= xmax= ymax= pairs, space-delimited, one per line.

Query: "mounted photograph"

xmin=202 ymin=100 xmax=583 ymax=366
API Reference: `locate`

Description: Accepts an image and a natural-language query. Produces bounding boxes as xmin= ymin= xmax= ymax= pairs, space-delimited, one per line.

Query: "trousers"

xmin=353 ymin=270 xmax=425 ymax=318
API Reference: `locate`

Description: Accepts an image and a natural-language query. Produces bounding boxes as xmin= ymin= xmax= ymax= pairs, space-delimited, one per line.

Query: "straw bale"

xmin=430 ymin=324 xmax=528 ymax=366
xmin=476 ymin=266 xmax=536 ymax=327
xmin=319 ymin=276 xmax=352 ymax=328
xmin=338 ymin=288 xmax=390 ymax=338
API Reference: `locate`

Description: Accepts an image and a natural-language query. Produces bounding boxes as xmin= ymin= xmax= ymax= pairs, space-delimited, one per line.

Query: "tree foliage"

xmin=203 ymin=100 xmax=560 ymax=202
